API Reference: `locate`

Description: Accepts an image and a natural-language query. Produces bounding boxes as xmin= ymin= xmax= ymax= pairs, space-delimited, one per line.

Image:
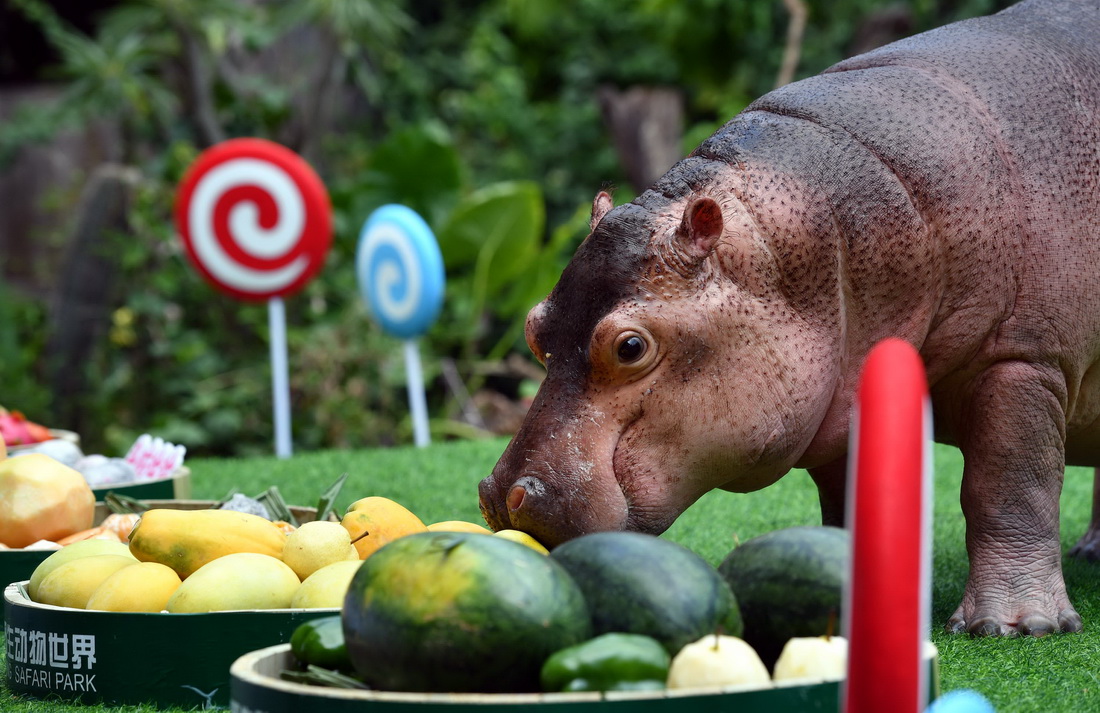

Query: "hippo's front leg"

xmin=947 ymin=362 xmax=1082 ymax=636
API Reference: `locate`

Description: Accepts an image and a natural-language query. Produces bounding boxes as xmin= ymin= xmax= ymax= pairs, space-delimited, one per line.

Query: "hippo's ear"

xmin=591 ymin=191 xmax=613 ymax=231
xmin=677 ymin=196 xmax=723 ymax=259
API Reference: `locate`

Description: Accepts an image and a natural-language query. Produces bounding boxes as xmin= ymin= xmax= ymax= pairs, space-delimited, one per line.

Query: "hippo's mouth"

xmin=478 ymin=426 xmax=639 ymax=547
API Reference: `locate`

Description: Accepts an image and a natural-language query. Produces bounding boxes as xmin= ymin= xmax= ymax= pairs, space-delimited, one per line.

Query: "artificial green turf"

xmin=2 ymin=439 xmax=1098 ymax=711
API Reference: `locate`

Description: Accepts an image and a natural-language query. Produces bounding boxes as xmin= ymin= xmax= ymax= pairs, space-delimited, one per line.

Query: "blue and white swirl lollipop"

xmin=357 ymin=205 xmax=445 ymax=340
xmin=357 ymin=205 xmax=446 ymax=446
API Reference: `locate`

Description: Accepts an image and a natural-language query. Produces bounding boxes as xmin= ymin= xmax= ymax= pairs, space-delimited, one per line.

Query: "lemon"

xmin=341 ymin=497 xmax=427 ymax=559
xmin=282 ymin=520 xmax=357 ymax=580
xmin=86 ymin=561 xmax=182 ymax=612
xmin=493 ymin=529 xmax=549 ymax=554
xmin=427 ymin=520 xmax=493 ymax=535
xmin=291 ymin=559 xmax=362 ymax=608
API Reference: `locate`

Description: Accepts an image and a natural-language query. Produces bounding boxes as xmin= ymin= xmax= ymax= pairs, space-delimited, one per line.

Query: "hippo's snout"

xmin=478 ymin=461 xmax=631 ymax=548
xmin=479 ymin=473 xmax=564 ymax=544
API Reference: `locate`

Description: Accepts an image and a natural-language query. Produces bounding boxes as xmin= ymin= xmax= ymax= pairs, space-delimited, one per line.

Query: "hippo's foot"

xmin=945 ymin=578 xmax=1082 ymax=637
xmin=1068 ymin=526 xmax=1100 ymax=561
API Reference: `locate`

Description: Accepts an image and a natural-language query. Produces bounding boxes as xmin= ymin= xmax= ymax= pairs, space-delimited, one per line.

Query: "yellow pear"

xmin=773 ymin=636 xmax=848 ymax=682
xmin=291 ymin=559 xmax=362 ymax=609
xmin=167 ymin=553 xmax=300 ymax=613
xmin=282 ymin=520 xmax=357 ymax=580
xmin=667 ymin=635 xmax=771 ymax=689
xmin=86 ymin=562 xmax=183 ymax=612
xmin=28 ymin=539 xmax=136 ymax=601
xmin=35 ymin=554 xmax=138 ymax=609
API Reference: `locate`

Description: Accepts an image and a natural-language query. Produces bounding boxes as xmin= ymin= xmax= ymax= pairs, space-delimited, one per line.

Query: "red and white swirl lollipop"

xmin=175 ymin=138 xmax=331 ymax=302
xmin=175 ymin=138 xmax=332 ymax=458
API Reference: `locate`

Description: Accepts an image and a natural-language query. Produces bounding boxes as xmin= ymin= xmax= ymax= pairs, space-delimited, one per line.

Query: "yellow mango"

xmin=290 ymin=559 xmax=361 ymax=609
xmin=167 ymin=553 xmax=300 ymax=612
xmin=35 ymin=554 xmax=138 ymax=609
xmin=493 ymin=529 xmax=550 ymax=555
xmin=28 ymin=539 xmax=136 ymax=601
xmin=86 ymin=562 xmax=182 ymax=612
xmin=0 ymin=453 xmax=95 ymax=548
xmin=128 ymin=508 xmax=288 ymax=579
xmin=341 ymin=496 xmax=427 ymax=559
xmin=427 ymin=520 xmax=493 ymax=535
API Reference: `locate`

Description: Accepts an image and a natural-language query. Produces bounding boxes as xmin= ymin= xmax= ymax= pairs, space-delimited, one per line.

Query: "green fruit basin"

xmin=231 ymin=643 xmax=941 ymax=712
xmin=4 ymin=581 xmax=336 ymax=709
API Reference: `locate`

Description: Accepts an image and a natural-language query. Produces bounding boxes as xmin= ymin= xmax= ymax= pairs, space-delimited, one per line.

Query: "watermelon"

xmin=717 ymin=525 xmax=851 ymax=669
xmin=549 ymin=531 xmax=742 ymax=655
xmin=342 ymin=531 xmax=590 ymax=693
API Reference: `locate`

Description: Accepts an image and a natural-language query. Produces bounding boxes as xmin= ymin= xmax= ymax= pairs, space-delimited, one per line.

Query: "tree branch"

xmin=776 ymin=0 xmax=808 ymax=89
xmin=176 ymin=23 xmax=225 ymax=148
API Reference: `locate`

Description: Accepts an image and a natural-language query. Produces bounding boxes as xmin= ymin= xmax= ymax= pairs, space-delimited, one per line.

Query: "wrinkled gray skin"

xmin=479 ymin=0 xmax=1100 ymax=637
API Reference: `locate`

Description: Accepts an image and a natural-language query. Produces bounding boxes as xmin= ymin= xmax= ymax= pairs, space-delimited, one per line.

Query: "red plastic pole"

xmin=843 ymin=338 xmax=932 ymax=713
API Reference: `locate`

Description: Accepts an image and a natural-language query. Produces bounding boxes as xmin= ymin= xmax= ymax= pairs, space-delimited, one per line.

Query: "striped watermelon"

xmin=718 ymin=525 xmax=851 ymax=669
xmin=550 ymin=531 xmax=742 ymax=655
xmin=342 ymin=531 xmax=590 ymax=693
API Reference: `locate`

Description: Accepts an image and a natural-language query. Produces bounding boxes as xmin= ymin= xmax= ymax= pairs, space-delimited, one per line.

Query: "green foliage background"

xmin=0 ymin=0 xmax=1014 ymax=457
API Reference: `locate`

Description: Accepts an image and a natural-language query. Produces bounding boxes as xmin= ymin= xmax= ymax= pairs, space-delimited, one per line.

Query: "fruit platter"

xmin=228 ymin=524 xmax=939 ymax=713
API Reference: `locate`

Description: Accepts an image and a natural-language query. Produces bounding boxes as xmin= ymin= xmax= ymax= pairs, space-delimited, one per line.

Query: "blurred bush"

xmin=0 ymin=0 xmax=1014 ymax=456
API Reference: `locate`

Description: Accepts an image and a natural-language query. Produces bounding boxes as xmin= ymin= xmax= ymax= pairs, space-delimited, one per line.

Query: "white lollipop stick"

xmin=268 ymin=296 xmax=293 ymax=458
xmin=404 ymin=339 xmax=430 ymax=448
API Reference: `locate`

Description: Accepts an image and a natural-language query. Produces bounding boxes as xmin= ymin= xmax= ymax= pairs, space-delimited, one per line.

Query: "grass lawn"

xmin=2 ymin=438 xmax=1098 ymax=711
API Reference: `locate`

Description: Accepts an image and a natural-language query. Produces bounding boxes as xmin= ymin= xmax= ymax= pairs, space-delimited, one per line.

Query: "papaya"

xmin=343 ymin=531 xmax=591 ymax=692
xmin=550 ymin=531 xmax=743 ymax=655
xmin=0 ymin=453 xmax=95 ymax=548
xmin=128 ymin=508 xmax=288 ymax=579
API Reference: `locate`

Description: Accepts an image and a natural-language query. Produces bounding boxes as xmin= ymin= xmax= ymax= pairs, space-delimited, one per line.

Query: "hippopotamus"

xmin=479 ymin=0 xmax=1100 ymax=637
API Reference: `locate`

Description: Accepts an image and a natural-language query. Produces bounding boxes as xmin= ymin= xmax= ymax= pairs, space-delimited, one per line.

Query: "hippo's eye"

xmin=616 ymin=334 xmax=647 ymax=363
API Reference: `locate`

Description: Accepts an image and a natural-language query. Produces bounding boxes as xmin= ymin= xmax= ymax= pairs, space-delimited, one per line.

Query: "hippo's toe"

xmin=946 ymin=601 xmax=1082 ymax=637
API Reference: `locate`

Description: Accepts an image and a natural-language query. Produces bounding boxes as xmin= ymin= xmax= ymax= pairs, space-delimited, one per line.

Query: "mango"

xmin=86 ymin=562 xmax=182 ymax=612
xmin=291 ymin=559 xmax=362 ymax=609
xmin=167 ymin=553 xmax=301 ymax=612
xmin=35 ymin=554 xmax=138 ymax=609
xmin=493 ymin=529 xmax=549 ymax=554
xmin=341 ymin=496 xmax=427 ymax=559
xmin=0 ymin=453 xmax=95 ymax=548
xmin=128 ymin=508 xmax=288 ymax=579
xmin=427 ymin=520 xmax=493 ymax=535
xmin=28 ymin=539 xmax=136 ymax=601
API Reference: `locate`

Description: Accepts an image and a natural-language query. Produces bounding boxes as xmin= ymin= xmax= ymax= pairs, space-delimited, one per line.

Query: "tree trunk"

xmin=597 ymin=85 xmax=684 ymax=194
xmin=44 ymin=164 xmax=138 ymax=435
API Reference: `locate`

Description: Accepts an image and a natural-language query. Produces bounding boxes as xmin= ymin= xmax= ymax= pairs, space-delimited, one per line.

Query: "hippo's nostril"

xmin=507 ymin=485 xmax=526 ymax=512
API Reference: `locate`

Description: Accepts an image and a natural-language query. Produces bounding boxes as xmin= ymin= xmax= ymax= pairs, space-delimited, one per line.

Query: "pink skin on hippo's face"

xmin=478 ymin=193 xmax=841 ymax=547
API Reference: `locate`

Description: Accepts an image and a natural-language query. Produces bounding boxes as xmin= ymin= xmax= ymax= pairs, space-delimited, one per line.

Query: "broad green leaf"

xmin=437 ymin=180 xmax=545 ymax=296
